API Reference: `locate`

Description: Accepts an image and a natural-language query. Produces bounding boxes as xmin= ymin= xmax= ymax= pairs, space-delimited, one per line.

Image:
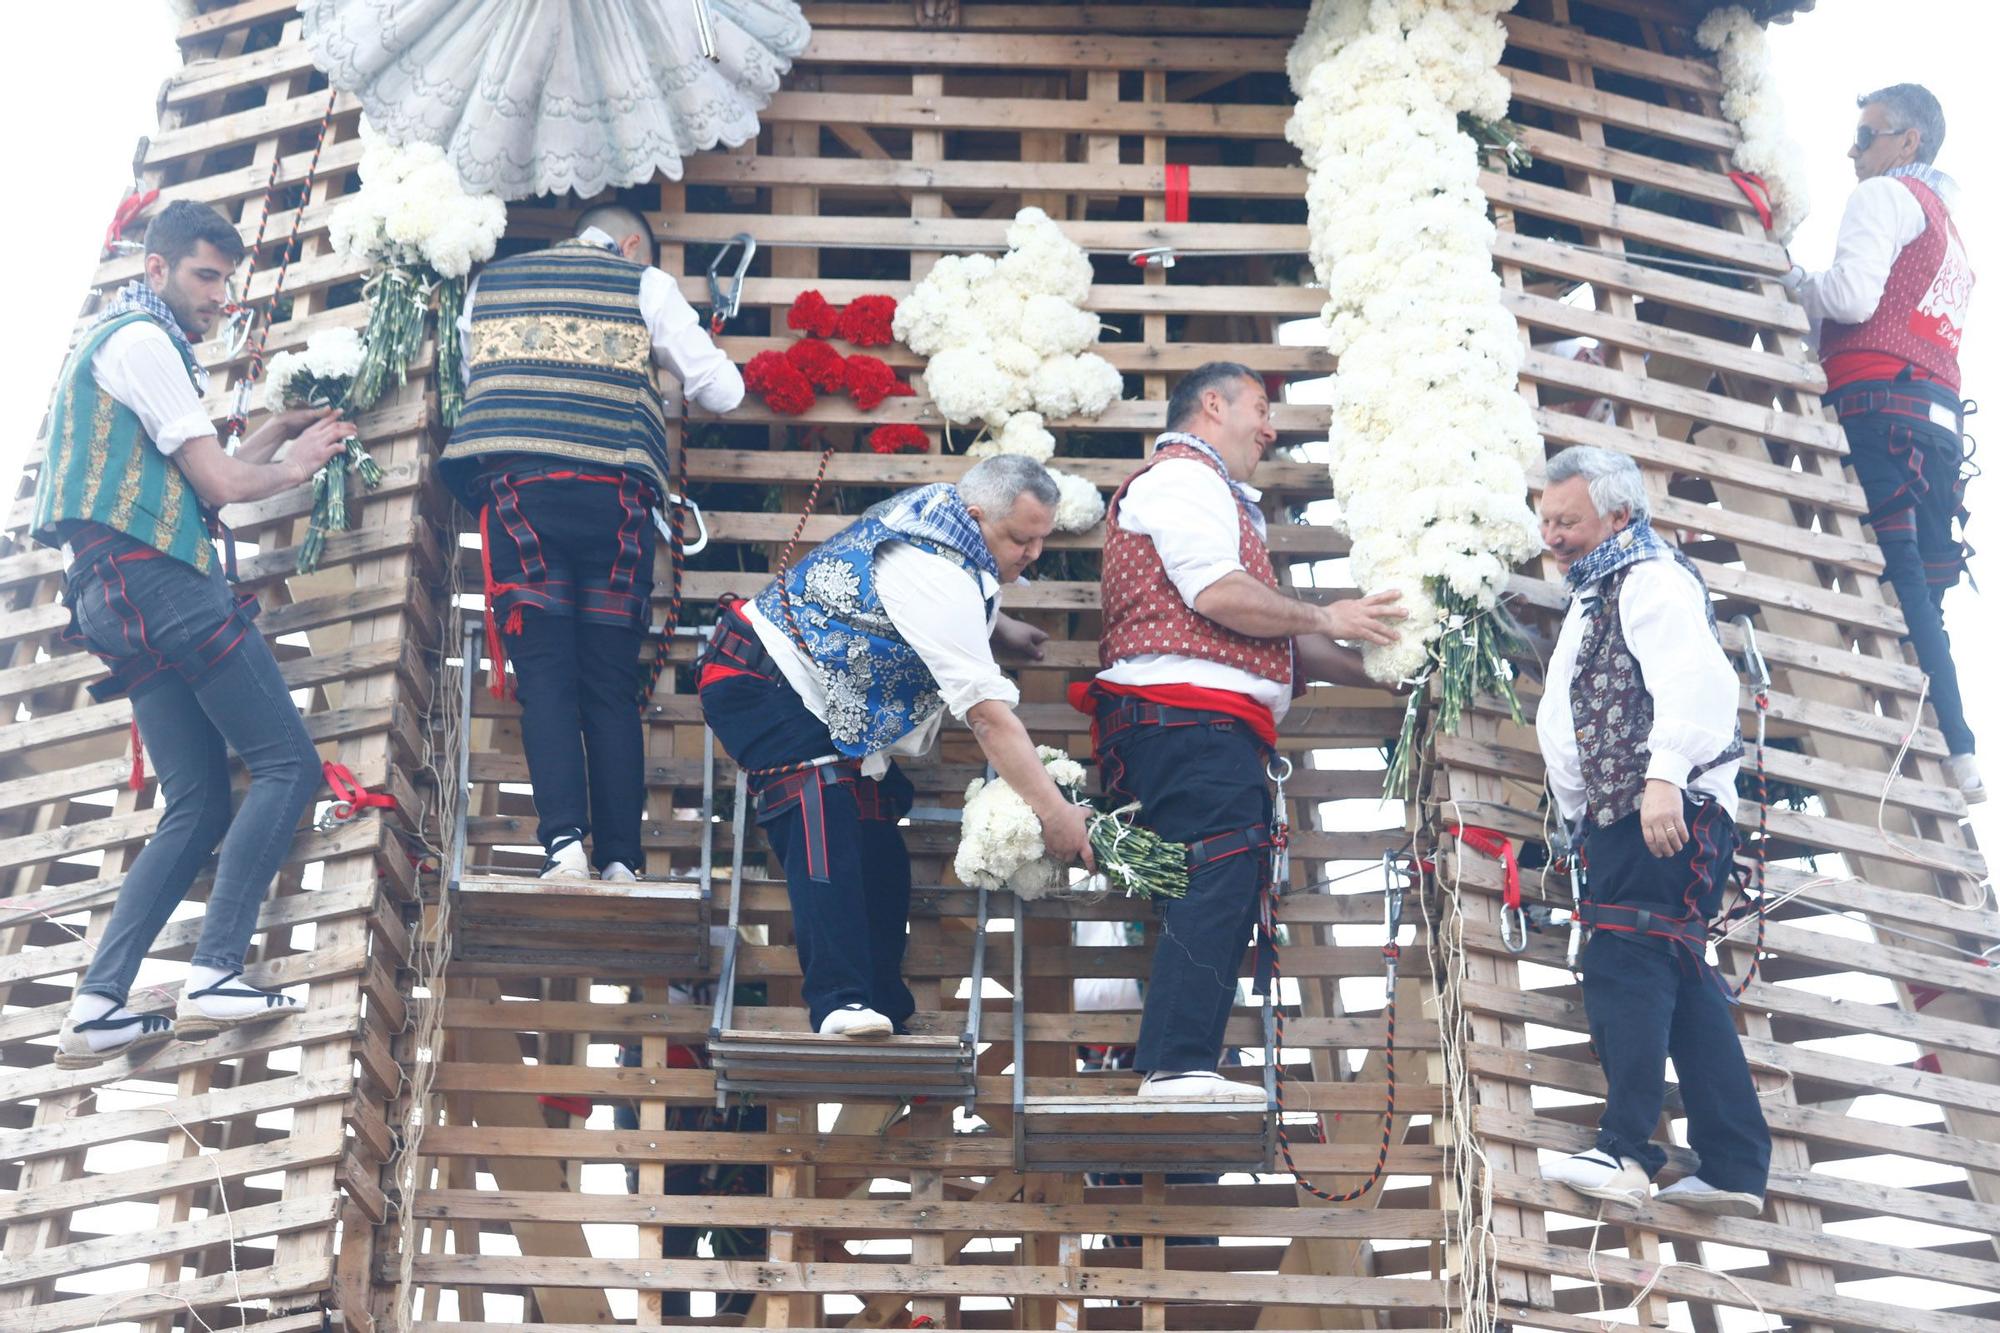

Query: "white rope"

xmin=1583 ymin=1203 xmax=1778 ymax=1330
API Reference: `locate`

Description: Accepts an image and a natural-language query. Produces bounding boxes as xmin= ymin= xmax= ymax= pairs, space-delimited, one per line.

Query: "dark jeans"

xmin=1838 ymin=384 xmax=1974 ymax=754
xmin=64 ymin=537 xmax=321 ymax=1004
xmin=485 ymin=471 xmax=655 ymax=867
xmin=1578 ymin=799 xmax=1771 ymax=1195
xmin=506 ymin=614 xmax=646 ymax=867
xmin=1098 ymin=711 xmax=1270 ymax=1075
xmin=697 ymin=633 xmax=915 ymax=1030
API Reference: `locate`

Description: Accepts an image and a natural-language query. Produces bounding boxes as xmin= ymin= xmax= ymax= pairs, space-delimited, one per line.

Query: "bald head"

xmin=577 ymin=204 xmax=655 ymax=265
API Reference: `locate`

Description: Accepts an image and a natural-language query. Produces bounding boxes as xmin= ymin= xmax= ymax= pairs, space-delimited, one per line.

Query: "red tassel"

xmin=128 ymin=718 xmax=146 ymax=791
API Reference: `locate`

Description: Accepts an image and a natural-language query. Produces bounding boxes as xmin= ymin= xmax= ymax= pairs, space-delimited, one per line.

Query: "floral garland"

xmin=262 ymin=328 xmax=384 ymax=574
xmin=328 ymin=123 xmax=507 ymax=425
xmin=955 ymin=747 xmax=1187 ymax=900
xmin=1695 ymin=6 xmax=1809 ymax=241
xmin=1286 ymin=0 xmax=1543 ymax=792
xmin=895 ymin=208 xmax=1117 ymax=532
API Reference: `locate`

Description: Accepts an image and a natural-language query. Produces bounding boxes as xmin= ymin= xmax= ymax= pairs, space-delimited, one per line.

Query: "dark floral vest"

xmin=1572 ymin=549 xmax=1743 ymax=827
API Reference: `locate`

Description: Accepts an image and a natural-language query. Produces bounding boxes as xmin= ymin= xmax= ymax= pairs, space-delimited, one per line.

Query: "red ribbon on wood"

xmin=1728 ymin=171 xmax=1774 ymax=232
xmin=1163 ymin=163 xmax=1190 ymax=224
xmin=104 ymin=188 xmax=158 ymax=259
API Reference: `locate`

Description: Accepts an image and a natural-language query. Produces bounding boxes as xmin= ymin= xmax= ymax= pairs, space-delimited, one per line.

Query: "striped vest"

xmin=440 ymin=240 xmax=673 ymax=506
xmin=754 ymin=486 xmax=997 ymax=758
xmin=32 ymin=312 xmax=215 ymax=572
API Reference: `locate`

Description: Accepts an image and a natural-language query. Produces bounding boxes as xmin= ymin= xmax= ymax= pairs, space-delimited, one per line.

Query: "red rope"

xmin=1727 ymin=171 xmax=1774 ymax=233
xmin=222 ymin=87 xmax=341 ymax=443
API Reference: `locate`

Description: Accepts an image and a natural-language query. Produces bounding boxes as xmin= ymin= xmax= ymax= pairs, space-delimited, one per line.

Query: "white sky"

xmin=0 ymin=5 xmax=1993 ymax=1326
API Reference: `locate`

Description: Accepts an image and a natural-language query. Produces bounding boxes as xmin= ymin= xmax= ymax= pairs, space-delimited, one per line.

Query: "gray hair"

xmin=1859 ymin=83 xmax=1946 ymax=164
xmin=1545 ymin=445 xmax=1648 ymax=522
xmin=957 ymin=454 xmax=1059 ymax=515
xmin=1166 ymin=361 xmax=1261 ymax=432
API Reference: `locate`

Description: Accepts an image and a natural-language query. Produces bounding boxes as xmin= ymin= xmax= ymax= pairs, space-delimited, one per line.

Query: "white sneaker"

xmin=817 ymin=1005 xmax=893 ymax=1037
xmin=1657 ymin=1174 xmax=1763 ymax=1217
xmin=175 ymin=972 xmax=302 ymax=1042
xmin=1542 ymin=1150 xmax=1650 ymax=1207
xmin=600 ymin=861 xmax=639 ymax=882
xmin=540 ymin=831 xmax=589 ymax=880
xmin=1135 ymin=1071 xmax=1267 ymax=1104
xmin=1947 ymin=753 xmax=1986 ymax=805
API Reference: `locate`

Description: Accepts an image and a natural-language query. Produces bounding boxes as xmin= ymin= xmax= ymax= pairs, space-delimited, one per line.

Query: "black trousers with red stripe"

xmin=1096 ymin=706 xmax=1270 ymax=1075
xmin=696 ymin=620 xmax=916 ymax=1031
xmin=1578 ymin=798 xmax=1770 ymax=1194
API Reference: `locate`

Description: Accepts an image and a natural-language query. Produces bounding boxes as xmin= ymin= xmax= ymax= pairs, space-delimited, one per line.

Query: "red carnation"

xmin=785 ymin=337 xmax=849 ymax=393
xmin=868 ymin=424 xmax=930 ymax=455
xmin=786 ymin=289 xmax=840 ymax=339
xmin=744 ymin=350 xmax=816 ymax=416
xmin=842 ymin=354 xmax=917 ymax=411
xmin=835 ymin=294 xmax=898 ymax=348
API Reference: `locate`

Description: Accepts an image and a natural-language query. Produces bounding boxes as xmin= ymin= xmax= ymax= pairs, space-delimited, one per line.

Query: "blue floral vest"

xmin=754 ymin=484 xmax=998 ymax=757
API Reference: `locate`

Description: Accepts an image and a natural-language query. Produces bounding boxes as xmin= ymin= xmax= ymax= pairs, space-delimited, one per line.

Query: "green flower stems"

xmin=296 ymin=439 xmax=385 ymax=575
xmin=1085 ymin=806 xmax=1190 ymax=901
xmin=349 ymin=266 xmax=429 ymax=413
xmin=1382 ymin=583 xmax=1531 ymax=801
xmin=435 ymin=276 xmax=467 ymax=427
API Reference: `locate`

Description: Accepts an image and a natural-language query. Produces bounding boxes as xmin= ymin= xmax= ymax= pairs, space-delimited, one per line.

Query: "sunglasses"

xmin=1854 ymin=123 xmax=1911 ymax=153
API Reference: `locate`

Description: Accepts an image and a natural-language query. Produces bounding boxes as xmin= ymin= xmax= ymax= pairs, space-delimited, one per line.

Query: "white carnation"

xmin=1695 ymin=6 xmax=1810 ymax=240
xmin=1049 ymin=469 xmax=1105 ymax=533
xmin=1030 ymin=353 xmax=1123 ymax=420
xmin=967 ymin=411 xmax=1055 ymax=463
xmin=954 ymin=745 xmax=1093 ymax=896
xmin=261 ymin=348 xmax=305 ymax=413
xmin=301 ymin=326 xmax=364 ymax=381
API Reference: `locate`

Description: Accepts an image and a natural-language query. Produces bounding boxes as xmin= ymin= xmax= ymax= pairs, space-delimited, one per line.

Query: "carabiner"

xmin=707 ymin=232 xmax=756 ymax=335
xmin=218 ymin=304 xmax=255 ymax=360
xmin=1565 ymin=855 xmax=1588 ymax=971
xmin=1265 ymin=754 xmax=1293 ymax=892
xmin=1381 ymin=851 xmax=1404 ymax=941
xmin=1499 ymin=902 xmax=1529 ymax=953
xmin=1730 ymin=613 xmax=1771 ymax=692
xmin=656 ymin=493 xmax=710 ymax=556
xmin=315 ymin=799 xmax=355 ymax=833
xmin=1129 ymin=246 xmax=1176 ymax=270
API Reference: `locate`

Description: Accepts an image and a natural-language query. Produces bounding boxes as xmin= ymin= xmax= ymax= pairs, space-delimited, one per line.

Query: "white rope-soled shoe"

xmin=175 ymin=971 xmax=303 ymax=1042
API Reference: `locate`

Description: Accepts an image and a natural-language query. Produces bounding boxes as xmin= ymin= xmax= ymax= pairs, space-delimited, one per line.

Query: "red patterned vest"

xmin=1098 ymin=442 xmax=1294 ymax=686
xmin=1820 ymin=176 xmax=1973 ymax=391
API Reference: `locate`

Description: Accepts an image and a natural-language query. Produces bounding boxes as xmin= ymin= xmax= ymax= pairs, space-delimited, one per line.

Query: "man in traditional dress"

xmin=697 ymin=455 xmax=1088 ymax=1037
xmin=1534 ymin=446 xmax=1770 ymax=1217
xmin=38 ymin=200 xmax=356 ymax=1067
xmin=441 ymin=204 xmax=745 ymax=881
xmin=1784 ymin=83 xmax=1979 ymax=801
xmin=1071 ymin=361 xmax=1405 ymax=1101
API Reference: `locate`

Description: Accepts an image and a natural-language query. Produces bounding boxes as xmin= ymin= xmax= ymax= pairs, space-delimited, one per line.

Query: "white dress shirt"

xmin=1537 ymin=554 xmax=1741 ymax=825
xmin=93 ymin=320 xmax=214 ymax=457
xmin=1095 ymin=457 xmax=1292 ymax=721
xmin=1788 ymin=174 xmax=1960 ymax=335
xmin=459 ymin=227 xmax=745 ymax=414
xmin=743 ymin=542 xmax=1019 ymax=775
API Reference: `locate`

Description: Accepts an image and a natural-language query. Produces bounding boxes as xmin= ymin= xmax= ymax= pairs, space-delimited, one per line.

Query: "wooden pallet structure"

xmin=2 ymin=1 xmax=1996 ymax=1331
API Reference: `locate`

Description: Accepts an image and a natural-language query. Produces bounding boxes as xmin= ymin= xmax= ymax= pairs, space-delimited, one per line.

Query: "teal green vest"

xmin=33 ymin=312 xmax=215 ymax=573
xmin=439 ymin=240 xmax=673 ymax=507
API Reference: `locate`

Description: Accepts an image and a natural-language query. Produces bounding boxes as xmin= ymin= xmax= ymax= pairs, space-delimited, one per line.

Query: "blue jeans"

xmin=63 ymin=532 xmax=322 ymax=1004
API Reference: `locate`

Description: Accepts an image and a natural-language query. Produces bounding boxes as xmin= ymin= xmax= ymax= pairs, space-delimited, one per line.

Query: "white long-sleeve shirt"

xmin=743 ymin=543 xmax=1018 ymax=776
xmin=1537 ymin=554 xmax=1741 ymax=824
xmin=459 ymin=227 xmax=745 ymax=413
xmin=1788 ymin=172 xmax=1965 ymax=341
xmin=92 ymin=320 xmax=214 ymax=457
xmin=1094 ymin=457 xmax=1292 ymax=722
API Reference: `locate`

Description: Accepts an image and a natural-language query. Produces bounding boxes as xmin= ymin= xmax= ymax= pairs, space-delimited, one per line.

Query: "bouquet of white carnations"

xmin=955 ymin=746 xmax=1188 ymax=901
xmin=328 ymin=124 xmax=507 ymax=425
xmin=263 ymin=328 xmax=384 ymax=574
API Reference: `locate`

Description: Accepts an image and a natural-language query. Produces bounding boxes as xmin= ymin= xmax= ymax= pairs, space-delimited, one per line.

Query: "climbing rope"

xmin=1717 ymin=614 xmax=1772 ymax=1000
xmin=772 ymin=426 xmax=839 ymax=663
xmin=640 ymin=404 xmax=694 ymax=705
xmin=221 ymin=85 xmax=341 ymax=446
xmin=1263 ymin=761 xmax=1401 ymax=1205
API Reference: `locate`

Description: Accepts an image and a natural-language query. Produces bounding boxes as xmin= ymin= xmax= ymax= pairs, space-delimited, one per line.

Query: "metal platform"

xmin=1010 ymin=895 xmax=1278 ymax=1173
xmin=444 ymin=620 xmax=717 ymax=977
xmin=707 ymin=782 xmax=986 ymax=1107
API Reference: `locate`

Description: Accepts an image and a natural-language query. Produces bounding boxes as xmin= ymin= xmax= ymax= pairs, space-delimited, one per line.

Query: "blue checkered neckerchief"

xmin=1153 ymin=430 xmax=1259 ymax=517
xmin=97 ymin=280 xmax=205 ymax=391
xmin=1564 ymin=519 xmax=1667 ymax=602
xmin=882 ymin=482 xmax=999 ymax=581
